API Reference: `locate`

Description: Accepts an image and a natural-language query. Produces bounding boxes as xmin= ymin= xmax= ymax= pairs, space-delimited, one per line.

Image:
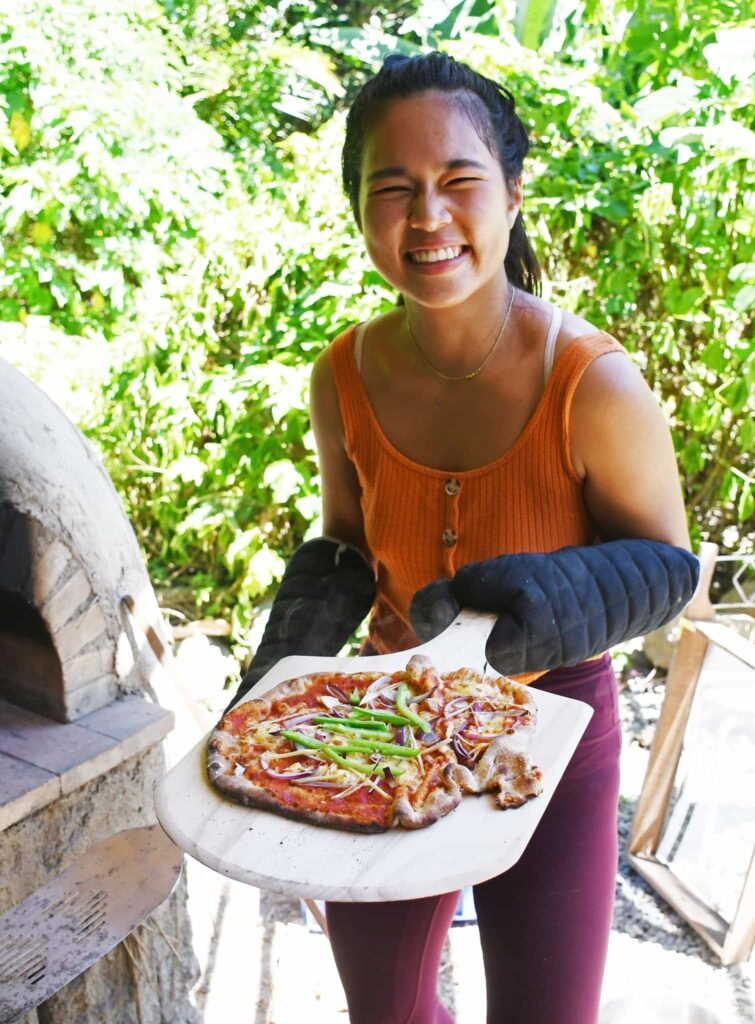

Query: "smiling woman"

xmin=223 ymin=50 xmax=698 ymax=1024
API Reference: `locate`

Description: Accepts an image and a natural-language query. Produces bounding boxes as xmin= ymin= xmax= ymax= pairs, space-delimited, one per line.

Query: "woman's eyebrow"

xmin=366 ymin=158 xmax=487 ymax=183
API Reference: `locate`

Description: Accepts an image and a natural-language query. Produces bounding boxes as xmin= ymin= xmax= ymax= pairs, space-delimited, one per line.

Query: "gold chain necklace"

xmin=406 ymin=283 xmax=516 ymax=382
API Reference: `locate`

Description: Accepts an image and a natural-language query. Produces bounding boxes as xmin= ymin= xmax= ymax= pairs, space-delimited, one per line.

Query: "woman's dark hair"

xmin=342 ymin=51 xmax=541 ymax=296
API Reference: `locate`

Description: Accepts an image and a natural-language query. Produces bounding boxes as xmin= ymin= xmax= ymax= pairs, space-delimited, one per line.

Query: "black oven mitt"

xmin=409 ymin=539 xmax=699 ymax=676
xmin=224 ymin=537 xmax=376 ymax=712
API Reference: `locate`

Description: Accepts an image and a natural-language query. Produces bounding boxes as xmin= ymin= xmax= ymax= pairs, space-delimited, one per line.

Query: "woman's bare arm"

xmin=309 ymin=350 xmax=371 ymax=559
xmin=570 ymin=352 xmax=691 ymax=549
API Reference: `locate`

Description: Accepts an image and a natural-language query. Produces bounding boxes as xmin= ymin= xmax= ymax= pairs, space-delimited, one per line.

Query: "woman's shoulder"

xmin=311 ymin=321 xmax=363 ymax=388
xmin=553 ymin=304 xmax=639 ymax=403
xmin=530 ymin=295 xmax=637 ymax=409
xmin=310 ymin=318 xmax=368 ymax=435
xmin=553 ymin=307 xmax=615 ymax=359
xmin=514 ymin=291 xmax=611 ymax=357
xmin=566 ymin=317 xmax=656 ymax=463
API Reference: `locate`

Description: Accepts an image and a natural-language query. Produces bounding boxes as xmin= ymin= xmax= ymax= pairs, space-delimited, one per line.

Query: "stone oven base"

xmin=1 ymin=744 xmax=199 ymax=1024
xmin=0 ymin=694 xmax=174 ymax=831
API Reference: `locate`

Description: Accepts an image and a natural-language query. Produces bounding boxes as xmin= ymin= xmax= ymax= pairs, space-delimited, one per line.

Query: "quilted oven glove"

xmin=224 ymin=537 xmax=376 ymax=712
xmin=410 ymin=539 xmax=700 ymax=676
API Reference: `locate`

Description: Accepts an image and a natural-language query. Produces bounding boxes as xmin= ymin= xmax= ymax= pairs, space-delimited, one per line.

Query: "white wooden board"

xmin=154 ymin=613 xmax=593 ymax=901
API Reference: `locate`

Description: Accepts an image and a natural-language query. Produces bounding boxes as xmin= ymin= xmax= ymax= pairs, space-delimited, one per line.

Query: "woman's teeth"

xmin=409 ymin=246 xmax=463 ymax=264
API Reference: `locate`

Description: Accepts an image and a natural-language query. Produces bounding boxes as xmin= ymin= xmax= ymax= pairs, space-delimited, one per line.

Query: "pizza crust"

xmin=391 ymin=754 xmax=462 ymax=828
xmin=206 ymin=766 xmax=390 ymax=832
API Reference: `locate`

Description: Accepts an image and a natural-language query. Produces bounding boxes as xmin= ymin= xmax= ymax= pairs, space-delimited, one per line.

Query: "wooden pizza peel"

xmin=154 ymin=611 xmax=593 ymax=901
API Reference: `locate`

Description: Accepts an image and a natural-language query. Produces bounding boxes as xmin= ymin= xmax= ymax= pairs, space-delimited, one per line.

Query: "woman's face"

xmin=357 ymin=90 xmax=522 ymax=311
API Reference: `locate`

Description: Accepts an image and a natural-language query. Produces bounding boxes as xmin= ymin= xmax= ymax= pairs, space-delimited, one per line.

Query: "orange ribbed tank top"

xmin=329 ymin=320 xmax=626 ymax=666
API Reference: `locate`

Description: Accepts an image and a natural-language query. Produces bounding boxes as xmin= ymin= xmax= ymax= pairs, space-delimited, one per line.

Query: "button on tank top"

xmin=329 ymin=315 xmax=626 ymax=666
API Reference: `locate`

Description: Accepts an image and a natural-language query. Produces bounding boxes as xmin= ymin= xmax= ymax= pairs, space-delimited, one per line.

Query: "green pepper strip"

xmin=349 ymin=688 xmax=361 ymax=705
xmin=281 ymin=729 xmax=419 ymax=760
xmin=311 ymin=716 xmax=390 ymax=733
xmin=321 ymin=745 xmax=405 ymax=778
xmin=349 ymin=707 xmax=414 ymax=727
xmin=331 ymin=734 xmax=422 ymax=759
xmin=314 ymin=721 xmax=416 ymax=748
xmin=280 ymin=730 xmax=326 ymax=750
xmin=280 ymin=731 xmax=405 ymax=777
xmin=395 ymin=683 xmax=432 ymax=734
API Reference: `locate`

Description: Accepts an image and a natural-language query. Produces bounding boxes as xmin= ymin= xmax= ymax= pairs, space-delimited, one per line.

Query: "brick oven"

xmin=0 ymin=356 xmax=199 ymax=1023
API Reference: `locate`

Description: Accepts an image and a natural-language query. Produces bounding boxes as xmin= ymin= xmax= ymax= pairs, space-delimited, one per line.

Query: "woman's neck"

xmin=402 ymin=275 xmax=517 ymax=375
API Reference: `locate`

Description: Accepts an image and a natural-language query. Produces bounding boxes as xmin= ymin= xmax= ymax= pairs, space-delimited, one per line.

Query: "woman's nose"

xmin=408 ymin=189 xmax=451 ymax=231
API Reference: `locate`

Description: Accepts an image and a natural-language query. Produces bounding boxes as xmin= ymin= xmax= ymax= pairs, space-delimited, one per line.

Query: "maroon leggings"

xmin=325 ymin=655 xmax=621 ymax=1024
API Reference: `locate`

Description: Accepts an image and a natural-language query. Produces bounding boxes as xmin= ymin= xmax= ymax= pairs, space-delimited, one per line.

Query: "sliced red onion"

xmin=463 ymin=732 xmax=499 ymax=744
xmin=322 ymin=706 xmax=348 ymax=719
xmin=295 ymin=778 xmax=348 ymax=789
xmin=453 ymin=732 xmax=474 ymax=763
xmin=444 ymin=697 xmax=473 ymax=718
xmin=262 ymin=762 xmax=318 ymax=780
xmin=282 ymin=712 xmax=318 ymax=728
xmin=325 ymin=682 xmax=349 ymax=701
xmin=360 ymin=675 xmax=396 ymax=706
xmin=474 ymin=710 xmax=496 ymax=723
xmin=408 ymin=685 xmax=437 ymax=705
xmin=374 ymin=691 xmax=399 ymax=709
xmin=419 ymin=730 xmax=439 ymax=746
xmin=394 ymin=725 xmax=409 ymax=746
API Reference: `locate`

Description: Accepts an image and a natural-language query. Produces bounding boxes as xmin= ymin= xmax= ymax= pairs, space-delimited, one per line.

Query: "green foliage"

xmin=94 ymin=107 xmax=396 ymax=636
xmin=514 ymin=0 xmax=559 ymax=50
xmin=0 ymin=0 xmax=242 ymax=337
xmin=517 ymin=0 xmax=755 ymax=549
xmin=0 ymin=0 xmax=752 ymax=645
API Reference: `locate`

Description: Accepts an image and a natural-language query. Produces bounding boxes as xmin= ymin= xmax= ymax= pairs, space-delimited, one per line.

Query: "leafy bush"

xmin=96 ymin=100 xmax=409 ymax=636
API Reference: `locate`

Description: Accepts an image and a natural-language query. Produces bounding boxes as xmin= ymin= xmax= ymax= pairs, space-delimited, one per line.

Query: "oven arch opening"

xmin=0 ymin=587 xmax=65 ymax=719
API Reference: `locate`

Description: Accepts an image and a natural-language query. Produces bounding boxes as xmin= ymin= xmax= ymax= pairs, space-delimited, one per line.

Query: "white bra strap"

xmin=354 ymin=320 xmax=372 ymax=376
xmin=543 ymin=305 xmax=563 ymax=386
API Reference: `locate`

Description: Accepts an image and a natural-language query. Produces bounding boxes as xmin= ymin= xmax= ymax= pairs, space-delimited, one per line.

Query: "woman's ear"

xmin=507 ymin=175 xmax=524 ymax=229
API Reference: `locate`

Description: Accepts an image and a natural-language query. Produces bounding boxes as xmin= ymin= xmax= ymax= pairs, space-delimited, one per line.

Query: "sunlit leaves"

xmin=514 ymin=0 xmax=558 ymax=50
xmin=9 ymin=111 xmax=31 ymax=150
xmin=703 ymin=26 xmax=755 ymax=87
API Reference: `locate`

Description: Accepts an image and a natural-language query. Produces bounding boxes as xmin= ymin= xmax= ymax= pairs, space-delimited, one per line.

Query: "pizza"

xmin=206 ymin=654 xmax=543 ymax=833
